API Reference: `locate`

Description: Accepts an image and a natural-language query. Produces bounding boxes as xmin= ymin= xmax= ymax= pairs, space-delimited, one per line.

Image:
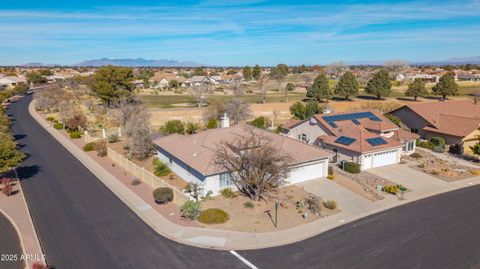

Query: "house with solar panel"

xmin=281 ymin=110 xmax=419 ymax=170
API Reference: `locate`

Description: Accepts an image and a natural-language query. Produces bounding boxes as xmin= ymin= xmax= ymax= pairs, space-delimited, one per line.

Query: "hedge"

xmin=431 ymin=137 xmax=446 ymax=148
xmin=153 ymin=187 xmax=174 ymax=204
xmin=198 ymin=208 xmax=229 ymax=224
xmin=343 ymin=161 xmax=360 ymax=174
xmin=53 ymin=123 xmax=64 ymax=129
xmin=83 ymin=142 xmax=96 ymax=152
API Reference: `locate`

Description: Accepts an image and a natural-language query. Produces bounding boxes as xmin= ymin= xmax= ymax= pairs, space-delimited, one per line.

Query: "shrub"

xmin=70 ymin=131 xmax=82 ymax=139
xmin=305 ymin=194 xmax=321 ymax=215
xmin=323 ymin=200 xmax=337 ymax=210
xmin=206 ymin=118 xmax=217 ymax=129
xmin=46 ymin=116 xmax=56 ymax=122
xmin=327 ymin=175 xmax=335 ymax=180
xmin=382 ymin=185 xmax=399 ymax=194
xmin=180 ymin=200 xmax=201 ymax=220
xmin=409 ymin=152 xmax=422 ymax=159
xmin=419 ymin=141 xmax=434 ymax=150
xmin=131 ymin=179 xmax=142 ymax=186
xmin=198 ymin=208 xmax=229 ymax=224
xmin=153 ymin=158 xmax=171 ymax=177
xmin=53 ymin=123 xmax=64 ymax=129
xmin=162 ymin=120 xmax=185 ymax=134
xmin=108 ymin=134 xmax=119 ymax=143
xmin=83 ymin=142 xmax=96 ymax=152
xmin=95 ymin=140 xmax=107 ymax=157
xmin=243 ymin=201 xmax=254 ymax=208
xmin=470 ymin=169 xmax=480 ymax=176
xmin=431 ymin=137 xmax=446 ymax=148
xmin=249 ymin=116 xmax=269 ymax=129
xmin=185 ymin=122 xmax=198 ymax=134
xmin=220 ymin=188 xmax=236 ymax=198
xmin=153 ymin=187 xmax=174 ymax=204
xmin=343 ymin=161 xmax=360 ymax=174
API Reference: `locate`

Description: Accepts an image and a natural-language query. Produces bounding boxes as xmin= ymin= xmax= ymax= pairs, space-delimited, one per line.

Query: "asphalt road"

xmin=8 ymin=94 xmax=480 ymax=269
xmin=0 ymin=213 xmax=24 ymax=269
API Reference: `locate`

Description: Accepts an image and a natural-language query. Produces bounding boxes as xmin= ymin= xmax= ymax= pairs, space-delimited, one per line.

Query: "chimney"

xmin=220 ymin=113 xmax=230 ymax=128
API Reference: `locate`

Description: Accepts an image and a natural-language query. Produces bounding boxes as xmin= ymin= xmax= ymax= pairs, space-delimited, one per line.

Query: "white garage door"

xmin=373 ymin=150 xmax=398 ymax=168
xmin=288 ymin=161 xmax=326 ymax=184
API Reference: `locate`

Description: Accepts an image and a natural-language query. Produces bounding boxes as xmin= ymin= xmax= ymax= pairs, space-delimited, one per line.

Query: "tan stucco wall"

xmin=462 ymin=129 xmax=480 ymax=155
xmin=285 ymin=117 xmax=330 ymax=143
xmin=391 ymin=107 xmax=432 ymax=138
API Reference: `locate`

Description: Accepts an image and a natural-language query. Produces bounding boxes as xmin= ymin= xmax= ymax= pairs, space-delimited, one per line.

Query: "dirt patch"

xmin=330 ymin=173 xmax=383 ymax=201
xmin=199 ymin=186 xmax=340 ymax=232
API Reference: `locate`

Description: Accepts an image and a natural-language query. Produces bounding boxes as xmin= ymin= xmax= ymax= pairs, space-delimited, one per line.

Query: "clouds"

xmin=0 ymin=0 xmax=479 ymax=65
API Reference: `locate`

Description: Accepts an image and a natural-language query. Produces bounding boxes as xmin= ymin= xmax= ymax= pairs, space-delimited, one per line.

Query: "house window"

xmin=298 ymin=134 xmax=307 ymax=142
xmin=408 ymin=141 xmax=414 ymax=151
xmin=402 ymin=143 xmax=407 ymax=152
xmin=411 ymin=128 xmax=419 ymax=134
xmin=220 ymin=173 xmax=233 ymax=188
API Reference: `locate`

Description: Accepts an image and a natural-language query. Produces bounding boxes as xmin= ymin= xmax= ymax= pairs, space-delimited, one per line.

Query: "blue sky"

xmin=1 ymin=0 xmax=480 ymax=66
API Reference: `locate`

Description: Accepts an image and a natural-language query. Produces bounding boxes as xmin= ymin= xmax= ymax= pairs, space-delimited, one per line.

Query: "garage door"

xmin=288 ymin=161 xmax=326 ymax=184
xmin=373 ymin=150 xmax=398 ymax=168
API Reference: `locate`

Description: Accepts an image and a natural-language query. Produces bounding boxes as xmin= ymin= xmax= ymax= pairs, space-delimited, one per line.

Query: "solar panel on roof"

xmin=366 ymin=137 xmax=388 ymax=146
xmin=322 ymin=111 xmax=383 ymax=128
xmin=327 ymin=121 xmax=337 ymax=128
xmin=334 ymin=136 xmax=356 ymax=145
xmin=352 ymin=119 xmax=361 ymax=125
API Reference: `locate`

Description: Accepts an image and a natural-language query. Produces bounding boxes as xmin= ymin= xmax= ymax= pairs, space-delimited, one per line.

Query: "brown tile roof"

xmin=392 ymin=129 xmax=420 ymax=141
xmin=151 ymin=72 xmax=177 ymax=82
xmin=153 ymin=124 xmax=333 ymax=176
xmin=318 ymin=125 xmax=402 ymax=154
xmin=281 ymin=119 xmax=305 ymax=130
xmin=423 ymin=114 xmax=480 ymax=138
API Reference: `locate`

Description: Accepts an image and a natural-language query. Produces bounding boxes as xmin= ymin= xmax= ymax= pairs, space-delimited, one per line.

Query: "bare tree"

xmin=326 ymin=62 xmax=348 ymax=77
xmin=110 ymin=99 xmax=147 ymax=136
xmin=225 ymin=99 xmax=252 ymax=124
xmin=215 ymin=128 xmax=292 ymax=201
xmin=129 ymin=122 xmax=155 ymax=160
xmin=202 ymin=99 xmax=225 ymax=123
xmin=191 ymin=84 xmax=207 ymax=107
xmin=384 ymin=60 xmax=410 ymax=77
xmin=258 ymin=75 xmax=268 ymax=104
xmin=231 ymin=79 xmax=245 ymax=98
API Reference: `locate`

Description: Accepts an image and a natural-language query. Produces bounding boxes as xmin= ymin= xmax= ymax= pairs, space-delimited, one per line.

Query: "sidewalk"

xmin=29 ymin=100 xmax=480 ymax=250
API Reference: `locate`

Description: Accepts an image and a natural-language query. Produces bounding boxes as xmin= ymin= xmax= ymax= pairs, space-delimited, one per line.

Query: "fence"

xmin=107 ymin=148 xmax=190 ymax=205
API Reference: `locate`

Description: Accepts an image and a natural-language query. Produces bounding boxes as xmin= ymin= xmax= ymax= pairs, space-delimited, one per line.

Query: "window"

xmin=411 ymin=128 xmax=419 ymax=134
xmin=220 ymin=173 xmax=233 ymax=188
xmin=402 ymin=143 xmax=407 ymax=152
xmin=408 ymin=141 xmax=414 ymax=151
xmin=298 ymin=133 xmax=307 ymax=142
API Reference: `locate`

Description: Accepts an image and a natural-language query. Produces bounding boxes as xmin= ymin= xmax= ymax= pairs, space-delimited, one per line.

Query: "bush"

xmin=180 ymin=200 xmax=201 ymax=220
xmin=70 ymin=131 xmax=82 ymax=139
xmin=328 ymin=166 xmax=334 ymax=176
xmin=198 ymin=208 xmax=229 ymax=224
xmin=327 ymin=175 xmax=335 ymax=180
xmin=83 ymin=142 xmax=96 ymax=152
xmin=249 ymin=116 xmax=269 ymax=129
xmin=431 ymin=137 xmax=446 ymax=148
xmin=382 ymin=185 xmax=399 ymax=194
xmin=433 ymin=145 xmax=444 ymax=153
xmin=419 ymin=141 xmax=434 ymax=150
xmin=108 ymin=134 xmax=119 ymax=143
xmin=53 ymin=123 xmax=64 ymax=129
xmin=384 ymin=113 xmax=401 ymax=127
xmin=206 ymin=118 xmax=217 ymax=129
xmin=323 ymin=200 xmax=337 ymax=210
xmin=243 ymin=201 xmax=254 ymax=208
xmin=95 ymin=140 xmax=107 ymax=157
xmin=46 ymin=116 xmax=56 ymax=122
xmin=343 ymin=161 xmax=360 ymax=174
xmin=220 ymin=188 xmax=236 ymax=198
xmin=305 ymin=194 xmax=321 ymax=215
xmin=131 ymin=179 xmax=142 ymax=186
xmin=153 ymin=187 xmax=174 ymax=204
xmin=162 ymin=120 xmax=185 ymax=134
xmin=185 ymin=122 xmax=198 ymax=134
xmin=409 ymin=152 xmax=422 ymax=158
xmin=153 ymin=158 xmax=171 ymax=177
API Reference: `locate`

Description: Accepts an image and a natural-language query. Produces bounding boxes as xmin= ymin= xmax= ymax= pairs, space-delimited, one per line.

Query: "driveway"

xmin=297 ymin=178 xmax=372 ymax=212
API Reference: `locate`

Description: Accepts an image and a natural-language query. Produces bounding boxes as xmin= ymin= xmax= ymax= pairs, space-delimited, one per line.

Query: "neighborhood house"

xmin=390 ymin=100 xmax=480 ymax=155
xmin=153 ymin=118 xmax=333 ymax=195
xmin=282 ymin=110 xmax=418 ymax=170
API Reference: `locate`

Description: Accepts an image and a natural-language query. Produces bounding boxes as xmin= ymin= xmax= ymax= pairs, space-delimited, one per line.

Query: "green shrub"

xmin=419 ymin=141 xmax=434 ymax=150
xmin=433 ymin=145 xmax=444 ymax=153
xmin=198 ymin=208 xmax=229 ymax=224
xmin=185 ymin=122 xmax=198 ymax=134
xmin=153 ymin=158 xmax=171 ymax=177
xmin=323 ymin=200 xmax=337 ymax=210
xmin=108 ymin=134 xmax=119 ymax=143
xmin=153 ymin=187 xmax=174 ymax=204
xmin=70 ymin=131 xmax=82 ymax=139
xmin=327 ymin=175 xmax=335 ymax=180
xmin=343 ymin=161 xmax=360 ymax=174
xmin=180 ymin=200 xmax=201 ymax=220
xmin=46 ymin=116 xmax=56 ymax=122
xmin=249 ymin=116 xmax=269 ymax=129
xmin=243 ymin=201 xmax=254 ymax=209
xmin=220 ymin=188 xmax=236 ymax=198
xmin=53 ymin=123 xmax=64 ymax=129
xmin=431 ymin=137 xmax=446 ymax=148
xmin=409 ymin=152 xmax=422 ymax=158
xmin=206 ymin=118 xmax=217 ymax=129
xmin=83 ymin=142 xmax=96 ymax=152
xmin=162 ymin=120 xmax=185 ymax=134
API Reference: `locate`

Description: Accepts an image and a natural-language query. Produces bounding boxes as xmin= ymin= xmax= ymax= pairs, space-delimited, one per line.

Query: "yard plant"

xmin=323 ymin=200 xmax=337 ymax=210
xmin=342 ymin=161 xmax=360 ymax=174
xmin=69 ymin=131 xmax=82 ymax=139
xmin=198 ymin=208 xmax=229 ymax=224
xmin=153 ymin=187 xmax=174 ymax=204
xmin=153 ymin=158 xmax=171 ymax=177
xmin=83 ymin=142 xmax=96 ymax=152
xmin=180 ymin=200 xmax=202 ymax=220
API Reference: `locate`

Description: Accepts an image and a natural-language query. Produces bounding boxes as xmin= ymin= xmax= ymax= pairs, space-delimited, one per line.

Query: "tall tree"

xmin=242 ymin=66 xmax=253 ymax=81
xmin=252 ymin=65 xmax=261 ymax=80
xmin=365 ymin=69 xmax=392 ymax=99
xmin=270 ymin=64 xmax=289 ymax=102
xmin=432 ymin=71 xmax=459 ymax=99
xmin=334 ymin=71 xmax=359 ymax=100
xmin=91 ymin=65 xmax=135 ymax=106
xmin=289 ymin=101 xmax=322 ymax=120
xmin=225 ymin=99 xmax=252 ymax=124
xmin=307 ymin=74 xmax=331 ymax=102
xmin=405 ymin=78 xmax=428 ymax=101
xmin=215 ymin=128 xmax=292 ymax=201
xmin=0 ymin=132 xmax=25 ymax=173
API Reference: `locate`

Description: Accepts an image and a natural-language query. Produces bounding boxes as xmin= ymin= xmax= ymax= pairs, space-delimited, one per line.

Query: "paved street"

xmin=0 ymin=212 xmax=24 ymax=269
xmin=7 ymin=95 xmax=480 ymax=269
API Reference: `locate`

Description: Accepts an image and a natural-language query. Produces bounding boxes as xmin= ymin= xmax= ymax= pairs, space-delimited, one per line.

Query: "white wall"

xmin=285 ymin=117 xmax=329 ymax=143
xmin=287 ymin=159 xmax=328 ymax=184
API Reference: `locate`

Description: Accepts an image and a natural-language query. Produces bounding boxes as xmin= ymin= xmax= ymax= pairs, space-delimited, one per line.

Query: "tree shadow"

xmin=13 ymin=134 xmax=26 ymax=140
xmin=16 ymin=165 xmax=42 ymax=181
xmin=423 ymin=95 xmax=443 ymax=100
xmin=356 ymin=95 xmax=382 ymax=100
xmin=396 ymin=97 xmax=419 ymax=102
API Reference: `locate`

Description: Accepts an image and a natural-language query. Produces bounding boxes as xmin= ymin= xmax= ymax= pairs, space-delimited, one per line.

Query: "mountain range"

xmin=75 ymin=58 xmax=204 ymax=67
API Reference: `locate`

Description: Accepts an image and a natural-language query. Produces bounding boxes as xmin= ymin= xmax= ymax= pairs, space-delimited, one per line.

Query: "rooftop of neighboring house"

xmin=153 ymin=123 xmax=333 ymax=176
xmin=0 ymin=76 xmax=26 ymax=83
xmin=392 ymin=100 xmax=480 ymax=137
xmin=151 ymin=72 xmax=178 ymax=82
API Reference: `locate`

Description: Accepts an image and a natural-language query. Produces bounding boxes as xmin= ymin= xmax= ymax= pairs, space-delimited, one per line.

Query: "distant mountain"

xmin=21 ymin=62 xmax=45 ymax=67
xmin=416 ymin=56 xmax=480 ymax=65
xmin=75 ymin=58 xmax=204 ymax=67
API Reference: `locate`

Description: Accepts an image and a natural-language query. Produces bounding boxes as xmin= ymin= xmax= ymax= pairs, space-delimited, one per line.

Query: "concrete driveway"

xmin=298 ymin=179 xmax=372 ymax=212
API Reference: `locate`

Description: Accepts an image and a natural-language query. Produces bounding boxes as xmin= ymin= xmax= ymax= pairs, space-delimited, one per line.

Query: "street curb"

xmin=28 ymin=99 xmax=480 ymax=251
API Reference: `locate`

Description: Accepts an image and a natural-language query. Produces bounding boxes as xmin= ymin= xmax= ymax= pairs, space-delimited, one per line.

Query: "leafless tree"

xmin=129 ymin=121 xmax=155 ymax=160
xmin=231 ymin=79 xmax=245 ymax=98
xmin=272 ymin=110 xmax=280 ymax=128
xmin=225 ymin=98 xmax=252 ymax=124
xmin=326 ymin=62 xmax=348 ymax=77
xmin=258 ymin=75 xmax=268 ymax=104
xmin=384 ymin=60 xmax=410 ymax=77
xmin=110 ymin=99 xmax=147 ymax=136
xmin=60 ymin=106 xmax=87 ymax=130
xmin=202 ymin=99 xmax=225 ymax=123
xmin=215 ymin=128 xmax=292 ymax=201
xmin=191 ymin=84 xmax=208 ymax=107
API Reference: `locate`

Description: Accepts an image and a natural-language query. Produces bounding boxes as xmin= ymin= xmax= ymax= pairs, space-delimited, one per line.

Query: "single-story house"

xmin=457 ymin=73 xmax=480 ymax=82
xmin=282 ymin=110 xmax=418 ymax=170
xmin=390 ymin=100 xmax=480 ymax=155
xmin=151 ymin=72 xmax=184 ymax=89
xmin=0 ymin=76 xmax=27 ymax=88
xmin=153 ymin=119 xmax=333 ymax=195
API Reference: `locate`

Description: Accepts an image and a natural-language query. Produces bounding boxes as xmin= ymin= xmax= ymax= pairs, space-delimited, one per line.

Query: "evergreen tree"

xmin=405 ymin=78 xmax=428 ymax=101
xmin=334 ymin=71 xmax=359 ymax=100
xmin=432 ymin=71 xmax=459 ymax=99
xmin=307 ymin=74 xmax=331 ymax=102
xmin=365 ymin=69 xmax=392 ymax=99
xmin=0 ymin=132 xmax=25 ymax=173
xmin=252 ymin=65 xmax=261 ymax=80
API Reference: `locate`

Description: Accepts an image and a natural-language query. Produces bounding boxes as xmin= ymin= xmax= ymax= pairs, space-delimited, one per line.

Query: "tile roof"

xmin=281 ymin=119 xmax=305 ymax=130
xmin=153 ymin=123 xmax=333 ymax=176
xmin=423 ymin=114 xmax=480 ymax=137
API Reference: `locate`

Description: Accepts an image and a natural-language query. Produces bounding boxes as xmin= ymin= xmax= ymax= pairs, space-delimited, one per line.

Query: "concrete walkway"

xmin=29 ymin=100 xmax=480 ymax=250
